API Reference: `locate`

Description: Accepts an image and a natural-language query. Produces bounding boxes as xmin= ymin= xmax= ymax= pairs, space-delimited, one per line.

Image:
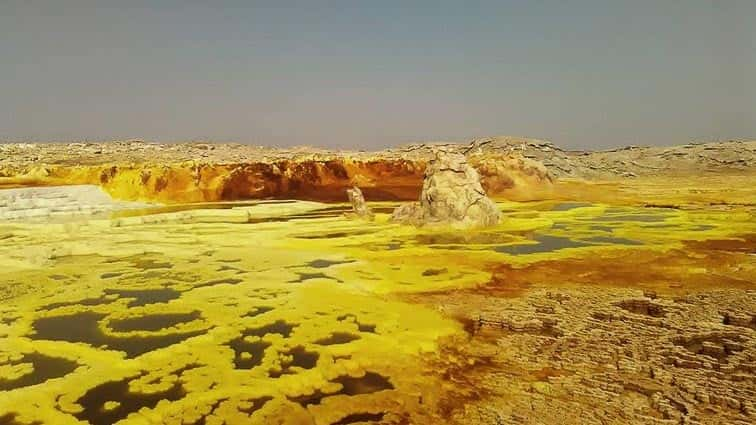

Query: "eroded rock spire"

xmin=390 ymin=151 xmax=500 ymax=228
xmin=346 ymin=186 xmax=374 ymax=220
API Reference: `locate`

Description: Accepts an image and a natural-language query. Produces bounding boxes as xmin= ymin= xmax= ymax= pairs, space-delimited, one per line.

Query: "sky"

xmin=1 ymin=1 xmax=754 ymax=150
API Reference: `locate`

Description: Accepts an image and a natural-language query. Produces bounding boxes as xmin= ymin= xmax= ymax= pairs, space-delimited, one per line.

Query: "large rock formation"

xmin=390 ymin=152 xmax=500 ymax=228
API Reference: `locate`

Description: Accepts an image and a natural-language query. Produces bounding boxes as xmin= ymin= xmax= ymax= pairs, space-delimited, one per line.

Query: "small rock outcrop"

xmin=346 ymin=186 xmax=374 ymax=219
xmin=391 ymin=152 xmax=500 ymax=228
xmin=470 ymin=154 xmax=553 ymax=200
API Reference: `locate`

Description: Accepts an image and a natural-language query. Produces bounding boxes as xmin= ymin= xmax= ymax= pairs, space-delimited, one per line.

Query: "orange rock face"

xmin=5 ymin=137 xmax=753 ymax=204
xmin=32 ymin=159 xmax=424 ymax=203
xmin=0 ymin=141 xmax=555 ymax=203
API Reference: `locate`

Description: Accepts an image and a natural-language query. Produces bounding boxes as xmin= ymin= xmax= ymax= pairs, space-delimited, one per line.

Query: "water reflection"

xmin=0 ymin=353 xmax=78 ymax=391
xmin=495 ymin=235 xmax=592 ymax=255
xmin=32 ymin=312 xmax=206 ymax=358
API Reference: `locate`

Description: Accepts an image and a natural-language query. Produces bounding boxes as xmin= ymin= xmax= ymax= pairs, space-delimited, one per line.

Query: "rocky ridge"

xmin=393 ymin=136 xmax=756 ymax=179
xmin=1 ymin=137 xmax=753 ymax=204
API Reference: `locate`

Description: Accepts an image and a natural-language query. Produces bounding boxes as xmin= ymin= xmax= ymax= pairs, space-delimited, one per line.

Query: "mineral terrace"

xmin=0 ymin=136 xmax=754 ymax=425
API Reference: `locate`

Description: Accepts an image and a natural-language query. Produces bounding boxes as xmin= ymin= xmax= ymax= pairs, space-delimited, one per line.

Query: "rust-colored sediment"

xmin=488 ymin=235 xmax=756 ymax=295
xmin=407 ymin=232 xmax=756 ymax=424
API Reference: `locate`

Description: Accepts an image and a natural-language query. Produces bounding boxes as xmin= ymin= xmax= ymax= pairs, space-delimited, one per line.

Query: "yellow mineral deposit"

xmin=0 ymin=139 xmax=754 ymax=425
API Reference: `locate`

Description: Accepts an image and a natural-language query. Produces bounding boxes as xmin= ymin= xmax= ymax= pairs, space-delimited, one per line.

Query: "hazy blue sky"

xmin=1 ymin=1 xmax=754 ymax=149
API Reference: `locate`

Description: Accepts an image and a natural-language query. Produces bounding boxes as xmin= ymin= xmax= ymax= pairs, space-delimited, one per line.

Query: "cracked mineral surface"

xmin=0 ymin=139 xmax=754 ymax=425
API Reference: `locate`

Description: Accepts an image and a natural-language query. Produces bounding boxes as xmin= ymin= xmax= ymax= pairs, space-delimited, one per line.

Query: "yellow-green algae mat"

xmin=0 ymin=200 xmax=753 ymax=424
